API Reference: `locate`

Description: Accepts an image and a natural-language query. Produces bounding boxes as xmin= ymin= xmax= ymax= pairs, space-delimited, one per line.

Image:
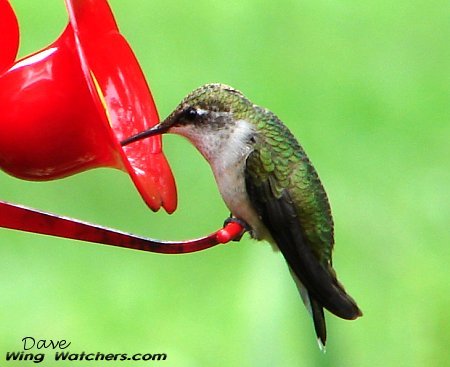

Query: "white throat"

xmin=173 ymin=119 xmax=255 ymax=169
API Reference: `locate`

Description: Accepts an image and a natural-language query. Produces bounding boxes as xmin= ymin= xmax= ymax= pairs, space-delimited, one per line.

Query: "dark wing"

xmin=245 ymin=149 xmax=361 ymax=320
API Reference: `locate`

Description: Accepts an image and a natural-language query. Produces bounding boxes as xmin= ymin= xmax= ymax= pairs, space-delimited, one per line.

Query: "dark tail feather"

xmin=310 ymin=296 xmax=327 ymax=352
xmin=275 ymin=216 xmax=362 ymax=319
xmin=327 ymin=274 xmax=363 ymax=320
xmin=272 ymin=191 xmax=363 ymax=320
xmin=245 ymin=180 xmax=363 ymax=319
xmin=290 ymin=269 xmax=327 ymax=351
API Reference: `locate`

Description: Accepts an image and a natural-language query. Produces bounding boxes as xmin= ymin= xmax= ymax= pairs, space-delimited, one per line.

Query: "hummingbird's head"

xmin=122 ymin=84 xmax=255 ymax=162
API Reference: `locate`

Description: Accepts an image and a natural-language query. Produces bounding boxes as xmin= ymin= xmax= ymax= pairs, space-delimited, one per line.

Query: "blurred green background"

xmin=1 ymin=0 xmax=449 ymax=366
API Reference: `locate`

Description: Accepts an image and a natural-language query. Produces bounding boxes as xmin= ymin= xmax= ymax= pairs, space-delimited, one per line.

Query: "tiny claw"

xmin=217 ymin=217 xmax=249 ymax=243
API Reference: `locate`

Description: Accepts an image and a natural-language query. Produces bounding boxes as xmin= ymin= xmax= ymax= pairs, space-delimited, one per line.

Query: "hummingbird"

xmin=122 ymin=83 xmax=362 ymax=349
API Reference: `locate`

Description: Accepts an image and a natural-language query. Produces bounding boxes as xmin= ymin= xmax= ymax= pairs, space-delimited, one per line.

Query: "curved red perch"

xmin=0 ymin=201 xmax=246 ymax=254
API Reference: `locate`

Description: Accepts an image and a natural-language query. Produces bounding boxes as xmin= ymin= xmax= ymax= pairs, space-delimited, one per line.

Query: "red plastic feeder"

xmin=0 ymin=0 xmax=247 ymax=252
xmin=0 ymin=0 xmax=177 ymax=213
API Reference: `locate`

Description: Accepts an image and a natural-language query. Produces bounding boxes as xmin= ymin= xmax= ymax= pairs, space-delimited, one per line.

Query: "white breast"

xmin=208 ymin=120 xmax=269 ymax=240
xmin=173 ymin=119 xmax=270 ymax=240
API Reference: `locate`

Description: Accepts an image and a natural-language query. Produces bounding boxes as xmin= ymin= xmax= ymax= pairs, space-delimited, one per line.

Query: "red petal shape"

xmin=0 ymin=0 xmax=19 ymax=75
xmin=0 ymin=0 xmax=177 ymax=213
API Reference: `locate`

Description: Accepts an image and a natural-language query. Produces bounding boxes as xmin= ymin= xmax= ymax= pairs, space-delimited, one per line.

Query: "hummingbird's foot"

xmin=222 ymin=217 xmax=250 ymax=242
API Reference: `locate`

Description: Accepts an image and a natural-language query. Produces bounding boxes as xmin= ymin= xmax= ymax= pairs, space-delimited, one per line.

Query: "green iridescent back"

xmin=241 ymin=103 xmax=334 ymax=264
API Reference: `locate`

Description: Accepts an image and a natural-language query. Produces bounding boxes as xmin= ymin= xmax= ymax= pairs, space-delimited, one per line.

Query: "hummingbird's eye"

xmin=183 ymin=107 xmax=199 ymax=121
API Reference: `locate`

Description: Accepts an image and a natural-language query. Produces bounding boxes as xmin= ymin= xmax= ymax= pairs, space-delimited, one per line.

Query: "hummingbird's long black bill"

xmin=121 ymin=123 xmax=169 ymax=146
